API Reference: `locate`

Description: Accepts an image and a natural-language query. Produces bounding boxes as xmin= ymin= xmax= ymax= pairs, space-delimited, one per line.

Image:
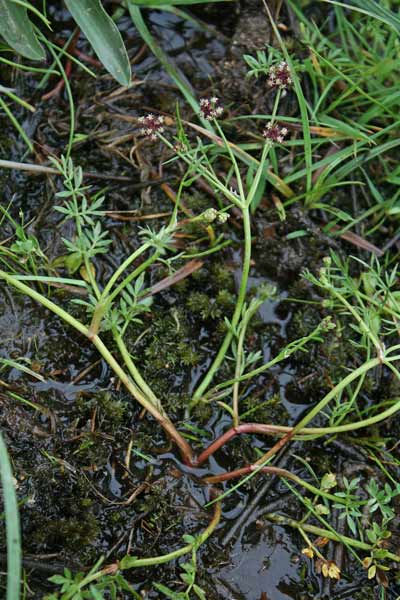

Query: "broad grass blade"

xmin=65 ymin=0 xmax=131 ymax=86
xmin=0 ymin=433 xmax=21 ymax=600
xmin=0 ymin=0 xmax=45 ymax=60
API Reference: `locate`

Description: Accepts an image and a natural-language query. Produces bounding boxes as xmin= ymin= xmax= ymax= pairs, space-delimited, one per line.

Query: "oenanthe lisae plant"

xmin=0 ymin=60 xmax=295 ymax=469
xmin=2 ymin=57 xmax=400 ymax=586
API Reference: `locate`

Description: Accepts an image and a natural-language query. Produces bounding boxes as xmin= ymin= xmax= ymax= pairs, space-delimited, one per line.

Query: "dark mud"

xmin=1 ymin=2 xmax=400 ymax=599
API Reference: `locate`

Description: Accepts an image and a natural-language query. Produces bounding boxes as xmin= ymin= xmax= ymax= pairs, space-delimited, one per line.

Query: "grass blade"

xmin=323 ymin=0 xmax=400 ymax=34
xmin=0 ymin=0 xmax=45 ymax=60
xmin=0 ymin=96 xmax=33 ymax=152
xmin=0 ymin=432 xmax=21 ymax=600
xmin=128 ymin=0 xmax=231 ymax=4
xmin=37 ymin=32 xmax=76 ymax=159
xmin=64 ymin=0 xmax=131 ymax=86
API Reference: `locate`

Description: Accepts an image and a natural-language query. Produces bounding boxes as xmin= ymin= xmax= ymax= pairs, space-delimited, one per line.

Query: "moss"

xmin=75 ymin=392 xmax=128 ymax=431
xmin=97 ymin=393 xmax=127 ymax=424
xmin=216 ymin=319 xmax=230 ymax=336
xmin=186 ymin=291 xmax=221 ymax=320
xmin=136 ymin=308 xmax=200 ymax=370
xmin=216 ymin=288 xmax=236 ymax=309
xmin=185 ymin=193 xmax=212 ymax=212
xmin=176 ymin=341 xmax=200 ymax=366
xmin=191 ymin=400 xmax=213 ymax=423
xmin=211 ymin=262 xmax=235 ymax=290
xmin=242 ymin=392 xmax=288 ymax=424
xmin=32 ymin=513 xmax=101 ymax=558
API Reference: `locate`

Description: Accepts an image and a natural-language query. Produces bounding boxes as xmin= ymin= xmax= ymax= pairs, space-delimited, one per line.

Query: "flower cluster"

xmin=268 ymin=61 xmax=293 ymax=90
xmin=302 ymin=548 xmax=341 ymax=580
xmin=316 ymin=559 xmax=341 ymax=580
xmin=201 ymin=208 xmax=229 ymax=224
xmin=199 ymin=97 xmax=224 ymax=120
xmin=262 ymin=122 xmax=288 ymax=145
xmin=138 ymin=114 xmax=164 ymax=141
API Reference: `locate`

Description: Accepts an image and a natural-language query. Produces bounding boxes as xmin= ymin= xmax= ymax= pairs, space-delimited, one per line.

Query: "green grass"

xmin=0 ymin=433 xmax=21 ymax=600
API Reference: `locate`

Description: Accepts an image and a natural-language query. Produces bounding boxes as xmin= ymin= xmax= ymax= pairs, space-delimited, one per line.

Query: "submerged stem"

xmin=205 ymin=465 xmax=363 ymax=506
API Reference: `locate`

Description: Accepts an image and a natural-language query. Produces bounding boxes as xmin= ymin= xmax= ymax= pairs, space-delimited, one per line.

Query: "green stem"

xmin=0 ymin=96 xmax=33 ymax=152
xmin=158 ymin=134 xmax=243 ymax=209
xmin=214 ymin=120 xmax=246 ymax=204
xmin=191 ymin=205 xmax=252 ymax=403
xmin=108 ymin=250 xmax=160 ymax=305
xmin=207 ymin=464 xmax=364 ymax=506
xmin=114 ymin=332 xmax=165 ymax=416
xmin=297 ymin=527 xmax=326 ymax=561
xmin=232 ymin=300 xmax=263 ymax=426
xmin=100 ymin=242 xmax=151 ymax=301
xmin=92 ymin=332 xmax=193 ymax=461
xmin=330 ymin=285 xmax=383 ymax=354
xmin=0 ymin=270 xmax=193 ymax=464
xmin=120 ymin=500 xmax=222 ymax=569
xmin=252 ymin=354 xmax=386 ymax=468
xmin=0 ymin=433 xmax=21 ymax=600
xmin=0 ymin=270 xmax=88 ymax=336
xmin=212 ymin=322 xmax=325 ymax=392
xmin=89 ymin=246 xmax=157 ymax=337
xmin=258 ymin=392 xmax=400 ymax=439
xmin=232 ymin=316 xmax=248 ymax=427
xmin=287 ymin=356 xmax=383 ymax=436
xmin=65 ymin=500 xmax=221 ymax=599
xmin=83 ymin=255 xmax=101 ymax=300
xmin=264 ymin=513 xmax=400 ymax=562
xmin=246 ymin=141 xmax=270 ymax=209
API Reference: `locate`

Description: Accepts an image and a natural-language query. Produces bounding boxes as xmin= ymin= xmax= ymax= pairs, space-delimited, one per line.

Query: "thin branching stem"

xmin=0 ymin=269 xmax=193 ymax=465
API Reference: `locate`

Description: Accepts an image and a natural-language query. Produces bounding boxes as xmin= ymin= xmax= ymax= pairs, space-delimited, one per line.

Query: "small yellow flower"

xmin=316 ymin=559 xmax=341 ymax=580
xmin=362 ymin=557 xmax=373 ymax=569
xmin=323 ymin=561 xmax=341 ymax=580
xmin=368 ymin=565 xmax=377 ymax=580
xmin=302 ymin=547 xmax=314 ymax=559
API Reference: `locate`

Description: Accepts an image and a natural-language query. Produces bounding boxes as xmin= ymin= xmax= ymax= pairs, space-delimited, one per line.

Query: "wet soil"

xmin=1 ymin=2 xmax=400 ymax=599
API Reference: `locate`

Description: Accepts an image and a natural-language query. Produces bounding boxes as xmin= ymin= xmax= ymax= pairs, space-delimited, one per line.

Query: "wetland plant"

xmin=0 ymin=80 xmax=332 ymax=595
xmin=2 ymin=111 xmax=400 ymax=596
xmin=2 ymin=4 xmax=400 ymax=596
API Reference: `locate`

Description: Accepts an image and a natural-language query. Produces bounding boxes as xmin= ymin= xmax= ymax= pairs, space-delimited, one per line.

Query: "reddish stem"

xmin=131 ymin=43 xmax=148 ymax=65
xmin=254 ymin=428 xmax=296 ymax=467
xmin=205 ymin=464 xmax=294 ymax=484
xmin=53 ymin=37 xmax=102 ymax=67
xmin=195 ymin=423 xmax=285 ymax=466
xmin=42 ymin=59 xmax=72 ymax=101
xmin=42 ymin=30 xmax=79 ymax=101
xmin=69 ymin=48 xmax=102 ymax=68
